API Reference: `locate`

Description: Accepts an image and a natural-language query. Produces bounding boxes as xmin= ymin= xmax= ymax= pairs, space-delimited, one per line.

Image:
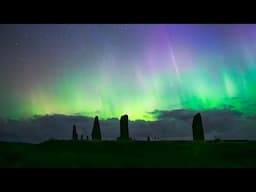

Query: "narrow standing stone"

xmin=192 ymin=113 xmax=205 ymax=141
xmin=91 ymin=116 xmax=102 ymax=140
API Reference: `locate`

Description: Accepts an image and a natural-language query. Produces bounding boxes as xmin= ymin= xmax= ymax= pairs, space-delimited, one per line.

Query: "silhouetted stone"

xmin=86 ymin=136 xmax=89 ymax=140
xmin=72 ymin=125 xmax=78 ymax=141
xmin=192 ymin=113 xmax=204 ymax=141
xmin=118 ymin=114 xmax=130 ymax=140
xmin=147 ymin=136 xmax=150 ymax=141
xmin=81 ymin=134 xmax=83 ymax=140
xmin=91 ymin=116 xmax=102 ymax=140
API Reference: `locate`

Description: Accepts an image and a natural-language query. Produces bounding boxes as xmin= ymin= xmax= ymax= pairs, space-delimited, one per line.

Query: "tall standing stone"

xmin=72 ymin=124 xmax=78 ymax=141
xmin=192 ymin=113 xmax=205 ymax=141
xmin=91 ymin=116 xmax=102 ymax=140
xmin=118 ymin=114 xmax=130 ymax=140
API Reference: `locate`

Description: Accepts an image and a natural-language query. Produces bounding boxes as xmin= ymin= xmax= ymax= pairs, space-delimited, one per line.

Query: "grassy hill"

xmin=1 ymin=140 xmax=256 ymax=168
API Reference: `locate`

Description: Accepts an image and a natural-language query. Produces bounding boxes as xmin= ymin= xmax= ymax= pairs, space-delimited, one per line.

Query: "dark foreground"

xmin=1 ymin=140 xmax=256 ymax=168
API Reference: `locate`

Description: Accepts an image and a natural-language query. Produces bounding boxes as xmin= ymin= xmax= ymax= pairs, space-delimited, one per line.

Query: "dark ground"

xmin=0 ymin=140 xmax=256 ymax=168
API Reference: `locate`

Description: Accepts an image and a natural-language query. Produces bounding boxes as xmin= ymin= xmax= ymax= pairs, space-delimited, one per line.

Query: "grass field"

xmin=1 ymin=140 xmax=256 ymax=168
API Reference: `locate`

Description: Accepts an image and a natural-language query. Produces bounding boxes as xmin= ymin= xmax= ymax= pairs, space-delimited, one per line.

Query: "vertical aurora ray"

xmin=1 ymin=24 xmax=256 ymax=121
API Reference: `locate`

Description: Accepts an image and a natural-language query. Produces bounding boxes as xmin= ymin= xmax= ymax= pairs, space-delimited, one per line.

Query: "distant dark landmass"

xmin=1 ymin=140 xmax=256 ymax=168
xmin=1 ymin=113 xmax=255 ymax=168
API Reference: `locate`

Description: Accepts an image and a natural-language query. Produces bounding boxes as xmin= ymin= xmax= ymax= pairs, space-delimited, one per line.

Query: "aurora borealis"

xmin=1 ymin=24 xmax=256 ymax=122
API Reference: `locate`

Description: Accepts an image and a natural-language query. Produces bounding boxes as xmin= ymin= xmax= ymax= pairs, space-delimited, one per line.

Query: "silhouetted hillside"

xmin=1 ymin=140 xmax=256 ymax=168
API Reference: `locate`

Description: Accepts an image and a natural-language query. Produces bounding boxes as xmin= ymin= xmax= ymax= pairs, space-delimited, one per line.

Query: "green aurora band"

xmin=1 ymin=24 xmax=256 ymax=121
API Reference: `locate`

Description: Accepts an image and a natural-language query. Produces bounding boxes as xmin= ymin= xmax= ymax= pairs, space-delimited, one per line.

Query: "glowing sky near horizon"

xmin=1 ymin=24 xmax=256 ymax=121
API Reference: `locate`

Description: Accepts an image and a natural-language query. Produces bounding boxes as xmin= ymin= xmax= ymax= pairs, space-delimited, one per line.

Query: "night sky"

xmin=1 ymin=24 xmax=256 ymax=142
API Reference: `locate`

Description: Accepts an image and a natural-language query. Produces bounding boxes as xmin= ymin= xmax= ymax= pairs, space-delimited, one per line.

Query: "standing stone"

xmin=81 ymin=134 xmax=83 ymax=140
xmin=72 ymin=125 xmax=78 ymax=141
xmin=192 ymin=113 xmax=205 ymax=141
xmin=91 ymin=116 xmax=102 ymax=140
xmin=118 ymin=114 xmax=130 ymax=140
xmin=86 ymin=136 xmax=89 ymax=140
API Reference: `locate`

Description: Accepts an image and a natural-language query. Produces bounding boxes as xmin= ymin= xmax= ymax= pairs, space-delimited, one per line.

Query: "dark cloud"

xmin=151 ymin=109 xmax=198 ymax=120
xmin=1 ymin=108 xmax=256 ymax=143
xmin=150 ymin=108 xmax=256 ymax=140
